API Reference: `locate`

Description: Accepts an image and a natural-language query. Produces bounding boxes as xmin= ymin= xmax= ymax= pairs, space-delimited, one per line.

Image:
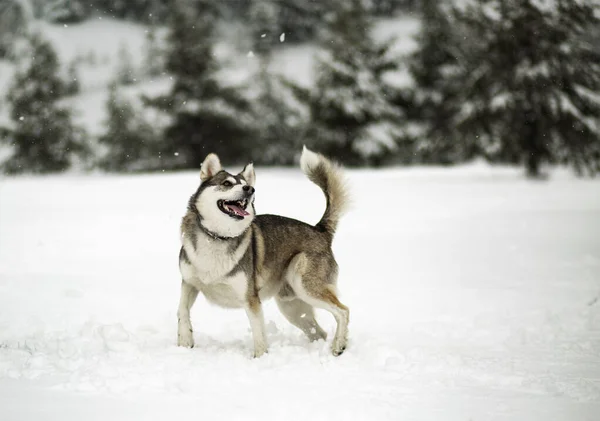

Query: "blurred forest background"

xmin=0 ymin=0 xmax=599 ymax=177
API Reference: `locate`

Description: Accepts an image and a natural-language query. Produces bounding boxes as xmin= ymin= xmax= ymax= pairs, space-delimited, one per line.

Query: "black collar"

xmin=194 ymin=213 xmax=230 ymax=241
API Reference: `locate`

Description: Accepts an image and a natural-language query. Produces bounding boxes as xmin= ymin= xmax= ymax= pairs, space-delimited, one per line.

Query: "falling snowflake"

xmin=280 ymin=33 xmax=285 ymax=42
xmin=247 ymin=51 xmax=255 ymax=58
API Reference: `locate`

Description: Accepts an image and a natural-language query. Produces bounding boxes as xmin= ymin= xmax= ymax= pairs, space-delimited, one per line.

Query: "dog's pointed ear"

xmin=200 ymin=153 xmax=222 ymax=182
xmin=240 ymin=162 xmax=255 ymax=187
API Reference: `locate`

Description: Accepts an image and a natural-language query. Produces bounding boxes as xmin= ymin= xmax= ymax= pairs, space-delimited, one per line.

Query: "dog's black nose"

xmin=243 ymin=185 xmax=255 ymax=194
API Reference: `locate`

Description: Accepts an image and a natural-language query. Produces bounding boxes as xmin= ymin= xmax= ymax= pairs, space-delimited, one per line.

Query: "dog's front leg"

xmin=177 ymin=280 xmax=198 ymax=347
xmin=245 ymin=296 xmax=268 ymax=358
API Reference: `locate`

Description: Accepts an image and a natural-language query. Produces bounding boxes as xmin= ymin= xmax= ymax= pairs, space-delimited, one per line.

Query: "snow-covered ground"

xmin=1 ymin=166 xmax=599 ymax=420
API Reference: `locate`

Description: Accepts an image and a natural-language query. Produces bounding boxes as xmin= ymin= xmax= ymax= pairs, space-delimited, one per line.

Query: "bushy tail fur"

xmin=300 ymin=146 xmax=349 ymax=237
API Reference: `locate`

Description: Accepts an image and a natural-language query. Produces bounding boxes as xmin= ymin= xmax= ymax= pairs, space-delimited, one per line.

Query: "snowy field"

xmin=0 ymin=166 xmax=599 ymax=420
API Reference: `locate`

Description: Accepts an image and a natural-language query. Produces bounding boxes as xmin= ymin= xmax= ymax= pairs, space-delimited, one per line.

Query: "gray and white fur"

xmin=177 ymin=146 xmax=350 ymax=357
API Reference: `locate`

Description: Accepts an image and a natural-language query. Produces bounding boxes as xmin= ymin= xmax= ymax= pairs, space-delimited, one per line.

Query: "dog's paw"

xmin=253 ymin=348 xmax=268 ymax=359
xmin=331 ymin=337 xmax=347 ymax=356
xmin=332 ymin=345 xmax=346 ymax=357
xmin=177 ymin=333 xmax=194 ymax=348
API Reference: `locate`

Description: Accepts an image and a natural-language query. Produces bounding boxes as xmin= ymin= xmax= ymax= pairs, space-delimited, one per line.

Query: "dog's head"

xmin=189 ymin=153 xmax=256 ymax=238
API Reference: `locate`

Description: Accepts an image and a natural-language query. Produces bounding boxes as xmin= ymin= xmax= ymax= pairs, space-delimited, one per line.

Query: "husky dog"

xmin=177 ymin=146 xmax=350 ymax=357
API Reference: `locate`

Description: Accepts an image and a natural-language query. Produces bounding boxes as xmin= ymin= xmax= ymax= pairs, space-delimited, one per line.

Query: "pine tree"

xmin=146 ymin=0 xmax=255 ymax=169
xmin=254 ymin=73 xmax=306 ymax=165
xmin=64 ymin=59 xmax=80 ymax=96
xmin=248 ymin=0 xmax=280 ymax=56
xmin=142 ymin=18 xmax=164 ymax=79
xmin=407 ymin=0 xmax=469 ymax=164
xmin=304 ymin=0 xmax=404 ymax=166
xmin=248 ymin=0 xmax=301 ymax=165
xmin=372 ymin=0 xmax=413 ymax=15
xmin=98 ymin=83 xmax=157 ymax=172
xmin=277 ymin=0 xmax=322 ymax=43
xmin=45 ymin=0 xmax=88 ymax=23
xmin=451 ymin=0 xmax=600 ymax=177
xmin=115 ymin=43 xmax=137 ymax=86
xmin=89 ymin=0 xmax=168 ymax=22
xmin=219 ymin=0 xmax=251 ymax=20
xmin=0 ymin=0 xmax=32 ymax=59
xmin=2 ymin=33 xmax=86 ymax=174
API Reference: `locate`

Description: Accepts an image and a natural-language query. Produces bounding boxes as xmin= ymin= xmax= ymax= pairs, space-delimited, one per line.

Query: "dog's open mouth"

xmin=218 ymin=199 xmax=250 ymax=219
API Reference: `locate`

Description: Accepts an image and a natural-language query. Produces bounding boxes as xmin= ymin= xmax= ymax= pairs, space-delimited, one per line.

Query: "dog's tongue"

xmin=229 ymin=204 xmax=249 ymax=217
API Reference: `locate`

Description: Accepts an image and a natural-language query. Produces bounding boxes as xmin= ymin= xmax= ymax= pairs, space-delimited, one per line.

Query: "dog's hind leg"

xmin=301 ymin=287 xmax=349 ymax=356
xmin=177 ymin=280 xmax=199 ymax=348
xmin=276 ymin=295 xmax=327 ymax=342
xmin=286 ymin=253 xmax=349 ymax=356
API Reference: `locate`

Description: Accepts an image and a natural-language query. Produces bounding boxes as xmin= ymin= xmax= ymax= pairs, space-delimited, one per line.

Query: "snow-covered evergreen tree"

xmin=64 ymin=59 xmax=80 ymax=96
xmin=2 ymin=33 xmax=86 ymax=174
xmin=277 ymin=0 xmax=322 ymax=43
xmin=0 ymin=0 xmax=33 ymax=59
xmin=248 ymin=0 xmax=280 ymax=56
xmin=252 ymin=68 xmax=305 ymax=165
xmin=304 ymin=0 xmax=404 ymax=166
xmin=219 ymin=0 xmax=251 ymax=20
xmin=45 ymin=0 xmax=88 ymax=23
xmin=407 ymin=0 xmax=469 ymax=164
xmin=372 ymin=0 xmax=414 ymax=15
xmin=146 ymin=0 xmax=255 ymax=168
xmin=142 ymin=19 xmax=164 ymax=79
xmin=98 ymin=83 xmax=157 ymax=172
xmin=452 ymin=0 xmax=600 ymax=177
xmin=115 ymin=43 xmax=138 ymax=85
xmin=247 ymin=0 xmax=301 ymax=165
xmin=89 ymin=0 xmax=168 ymax=23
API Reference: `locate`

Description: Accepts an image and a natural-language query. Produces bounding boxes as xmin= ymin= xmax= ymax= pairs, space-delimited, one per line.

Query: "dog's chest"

xmin=186 ymin=242 xmax=234 ymax=280
xmin=198 ymin=270 xmax=248 ymax=308
xmin=181 ymin=235 xmax=250 ymax=308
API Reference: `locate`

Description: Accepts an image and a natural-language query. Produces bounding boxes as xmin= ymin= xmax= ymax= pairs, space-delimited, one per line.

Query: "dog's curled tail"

xmin=300 ymin=146 xmax=349 ymax=237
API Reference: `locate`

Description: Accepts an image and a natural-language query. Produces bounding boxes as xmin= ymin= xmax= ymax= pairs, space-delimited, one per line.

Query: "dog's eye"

xmin=222 ymin=181 xmax=232 ymax=187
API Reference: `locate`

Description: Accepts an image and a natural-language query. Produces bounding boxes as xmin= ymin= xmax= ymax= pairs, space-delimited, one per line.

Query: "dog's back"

xmin=252 ymin=214 xmax=334 ymax=288
xmin=252 ymin=147 xmax=349 ymax=296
